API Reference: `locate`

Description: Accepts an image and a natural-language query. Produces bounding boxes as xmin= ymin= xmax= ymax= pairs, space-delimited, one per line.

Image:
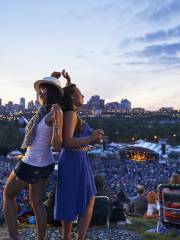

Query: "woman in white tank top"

xmin=3 ymin=72 xmax=63 ymax=240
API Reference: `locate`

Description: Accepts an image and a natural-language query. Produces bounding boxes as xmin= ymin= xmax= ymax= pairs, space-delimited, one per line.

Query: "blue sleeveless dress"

xmin=54 ymin=122 xmax=97 ymax=221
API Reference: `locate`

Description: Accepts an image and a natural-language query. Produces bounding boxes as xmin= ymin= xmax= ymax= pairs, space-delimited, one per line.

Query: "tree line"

xmin=0 ymin=115 xmax=180 ymax=155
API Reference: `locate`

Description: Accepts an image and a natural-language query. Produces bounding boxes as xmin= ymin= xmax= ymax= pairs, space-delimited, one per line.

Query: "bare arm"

xmin=63 ymin=111 xmax=91 ymax=148
xmin=51 ymin=105 xmax=63 ymax=151
xmin=45 ymin=105 xmax=63 ymax=152
xmin=63 ymin=111 xmax=104 ymax=148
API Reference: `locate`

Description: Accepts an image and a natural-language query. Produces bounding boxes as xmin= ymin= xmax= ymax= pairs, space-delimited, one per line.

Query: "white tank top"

xmin=22 ymin=114 xmax=54 ymax=167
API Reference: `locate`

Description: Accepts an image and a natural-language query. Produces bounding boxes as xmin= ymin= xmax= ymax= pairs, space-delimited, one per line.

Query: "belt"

xmin=63 ymin=146 xmax=91 ymax=152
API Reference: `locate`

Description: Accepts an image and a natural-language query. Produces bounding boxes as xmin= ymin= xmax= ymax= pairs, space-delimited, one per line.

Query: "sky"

xmin=0 ymin=0 xmax=180 ymax=110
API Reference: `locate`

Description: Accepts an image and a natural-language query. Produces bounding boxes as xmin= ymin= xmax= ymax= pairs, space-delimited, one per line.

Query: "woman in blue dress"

xmin=54 ymin=70 xmax=104 ymax=240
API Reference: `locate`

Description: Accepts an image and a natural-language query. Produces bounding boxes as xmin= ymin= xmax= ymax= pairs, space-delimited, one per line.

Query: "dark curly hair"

xmin=62 ymin=84 xmax=83 ymax=132
xmin=39 ymin=83 xmax=63 ymax=112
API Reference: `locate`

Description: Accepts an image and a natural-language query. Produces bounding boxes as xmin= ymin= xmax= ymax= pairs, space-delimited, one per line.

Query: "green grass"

xmin=124 ymin=217 xmax=180 ymax=240
xmin=141 ymin=232 xmax=180 ymax=240
xmin=1 ymin=219 xmax=180 ymax=240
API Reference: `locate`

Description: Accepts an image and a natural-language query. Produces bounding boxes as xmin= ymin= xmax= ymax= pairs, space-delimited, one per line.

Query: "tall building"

xmin=87 ymin=95 xmax=105 ymax=110
xmin=35 ymin=92 xmax=40 ymax=109
xmin=13 ymin=104 xmax=21 ymax=112
xmin=0 ymin=105 xmax=5 ymax=113
xmin=6 ymin=101 xmax=13 ymax=112
xmin=28 ymin=100 xmax=34 ymax=110
xmin=20 ymin=97 xmax=25 ymax=110
xmin=105 ymin=102 xmax=121 ymax=112
xmin=0 ymin=98 xmax=2 ymax=106
xmin=120 ymin=98 xmax=131 ymax=112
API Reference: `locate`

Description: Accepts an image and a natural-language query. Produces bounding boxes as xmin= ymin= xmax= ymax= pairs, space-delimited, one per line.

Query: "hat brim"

xmin=34 ymin=80 xmax=64 ymax=96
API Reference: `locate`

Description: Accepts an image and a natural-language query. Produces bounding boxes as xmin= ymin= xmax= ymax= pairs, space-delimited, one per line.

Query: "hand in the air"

xmin=51 ymin=71 xmax=61 ymax=79
xmin=62 ymin=69 xmax=71 ymax=85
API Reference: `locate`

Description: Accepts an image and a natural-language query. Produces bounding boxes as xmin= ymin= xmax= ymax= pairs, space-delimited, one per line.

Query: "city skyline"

xmin=0 ymin=1 xmax=180 ymax=110
xmin=0 ymin=95 xmax=178 ymax=111
xmin=0 ymin=92 xmax=179 ymax=110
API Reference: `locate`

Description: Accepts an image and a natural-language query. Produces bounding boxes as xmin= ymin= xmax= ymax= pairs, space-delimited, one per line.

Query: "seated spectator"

xmin=91 ymin=175 xmax=112 ymax=226
xmin=157 ymin=173 xmax=180 ymax=235
xmin=95 ymin=175 xmax=110 ymax=197
xmin=170 ymin=173 xmax=180 ymax=185
xmin=110 ymin=191 xmax=127 ymax=224
xmin=94 ymin=175 xmax=112 ymax=206
xmin=129 ymin=185 xmax=148 ymax=217
xmin=144 ymin=191 xmax=158 ymax=219
xmin=44 ymin=189 xmax=61 ymax=226
xmin=44 ymin=189 xmax=55 ymax=209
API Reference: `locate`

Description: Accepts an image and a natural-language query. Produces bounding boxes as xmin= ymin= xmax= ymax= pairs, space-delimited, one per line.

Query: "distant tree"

xmin=0 ymin=120 xmax=23 ymax=155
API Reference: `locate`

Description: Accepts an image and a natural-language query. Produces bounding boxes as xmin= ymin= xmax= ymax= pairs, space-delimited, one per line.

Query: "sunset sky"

xmin=0 ymin=0 xmax=180 ymax=110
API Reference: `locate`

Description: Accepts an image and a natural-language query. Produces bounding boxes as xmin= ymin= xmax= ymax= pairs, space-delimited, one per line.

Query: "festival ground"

xmin=0 ymin=218 xmax=179 ymax=240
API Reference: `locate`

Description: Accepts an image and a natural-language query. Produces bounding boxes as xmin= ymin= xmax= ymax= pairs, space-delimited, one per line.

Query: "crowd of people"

xmin=90 ymin=157 xmax=176 ymax=199
xmin=0 ymin=154 xmax=177 ymax=225
xmin=91 ymin=157 xmax=180 ymax=234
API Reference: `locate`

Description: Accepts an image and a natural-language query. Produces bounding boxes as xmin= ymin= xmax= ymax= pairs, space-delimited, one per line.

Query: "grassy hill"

xmin=0 ymin=218 xmax=179 ymax=240
xmin=126 ymin=217 xmax=180 ymax=240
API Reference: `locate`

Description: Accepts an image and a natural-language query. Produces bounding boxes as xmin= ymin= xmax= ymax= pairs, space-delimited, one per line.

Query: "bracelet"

xmin=54 ymin=129 xmax=62 ymax=135
xmin=53 ymin=124 xmax=61 ymax=129
xmin=53 ymin=125 xmax=62 ymax=133
xmin=54 ymin=126 xmax=61 ymax=129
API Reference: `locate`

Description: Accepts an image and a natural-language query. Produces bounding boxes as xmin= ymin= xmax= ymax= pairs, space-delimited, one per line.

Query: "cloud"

xmin=117 ymin=43 xmax=180 ymax=69
xmin=119 ymin=25 xmax=180 ymax=48
xmin=135 ymin=25 xmax=180 ymax=43
xmin=118 ymin=25 xmax=180 ymax=70
xmin=126 ymin=57 xmax=180 ymax=68
xmin=135 ymin=43 xmax=180 ymax=67
xmin=136 ymin=43 xmax=180 ymax=57
xmin=92 ymin=4 xmax=118 ymax=13
xmin=126 ymin=61 xmax=148 ymax=65
xmin=139 ymin=0 xmax=180 ymax=22
xmin=73 ymin=3 xmax=119 ymax=19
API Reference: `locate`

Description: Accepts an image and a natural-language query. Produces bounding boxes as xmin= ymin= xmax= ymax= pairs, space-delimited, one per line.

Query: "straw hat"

xmin=34 ymin=75 xmax=63 ymax=96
